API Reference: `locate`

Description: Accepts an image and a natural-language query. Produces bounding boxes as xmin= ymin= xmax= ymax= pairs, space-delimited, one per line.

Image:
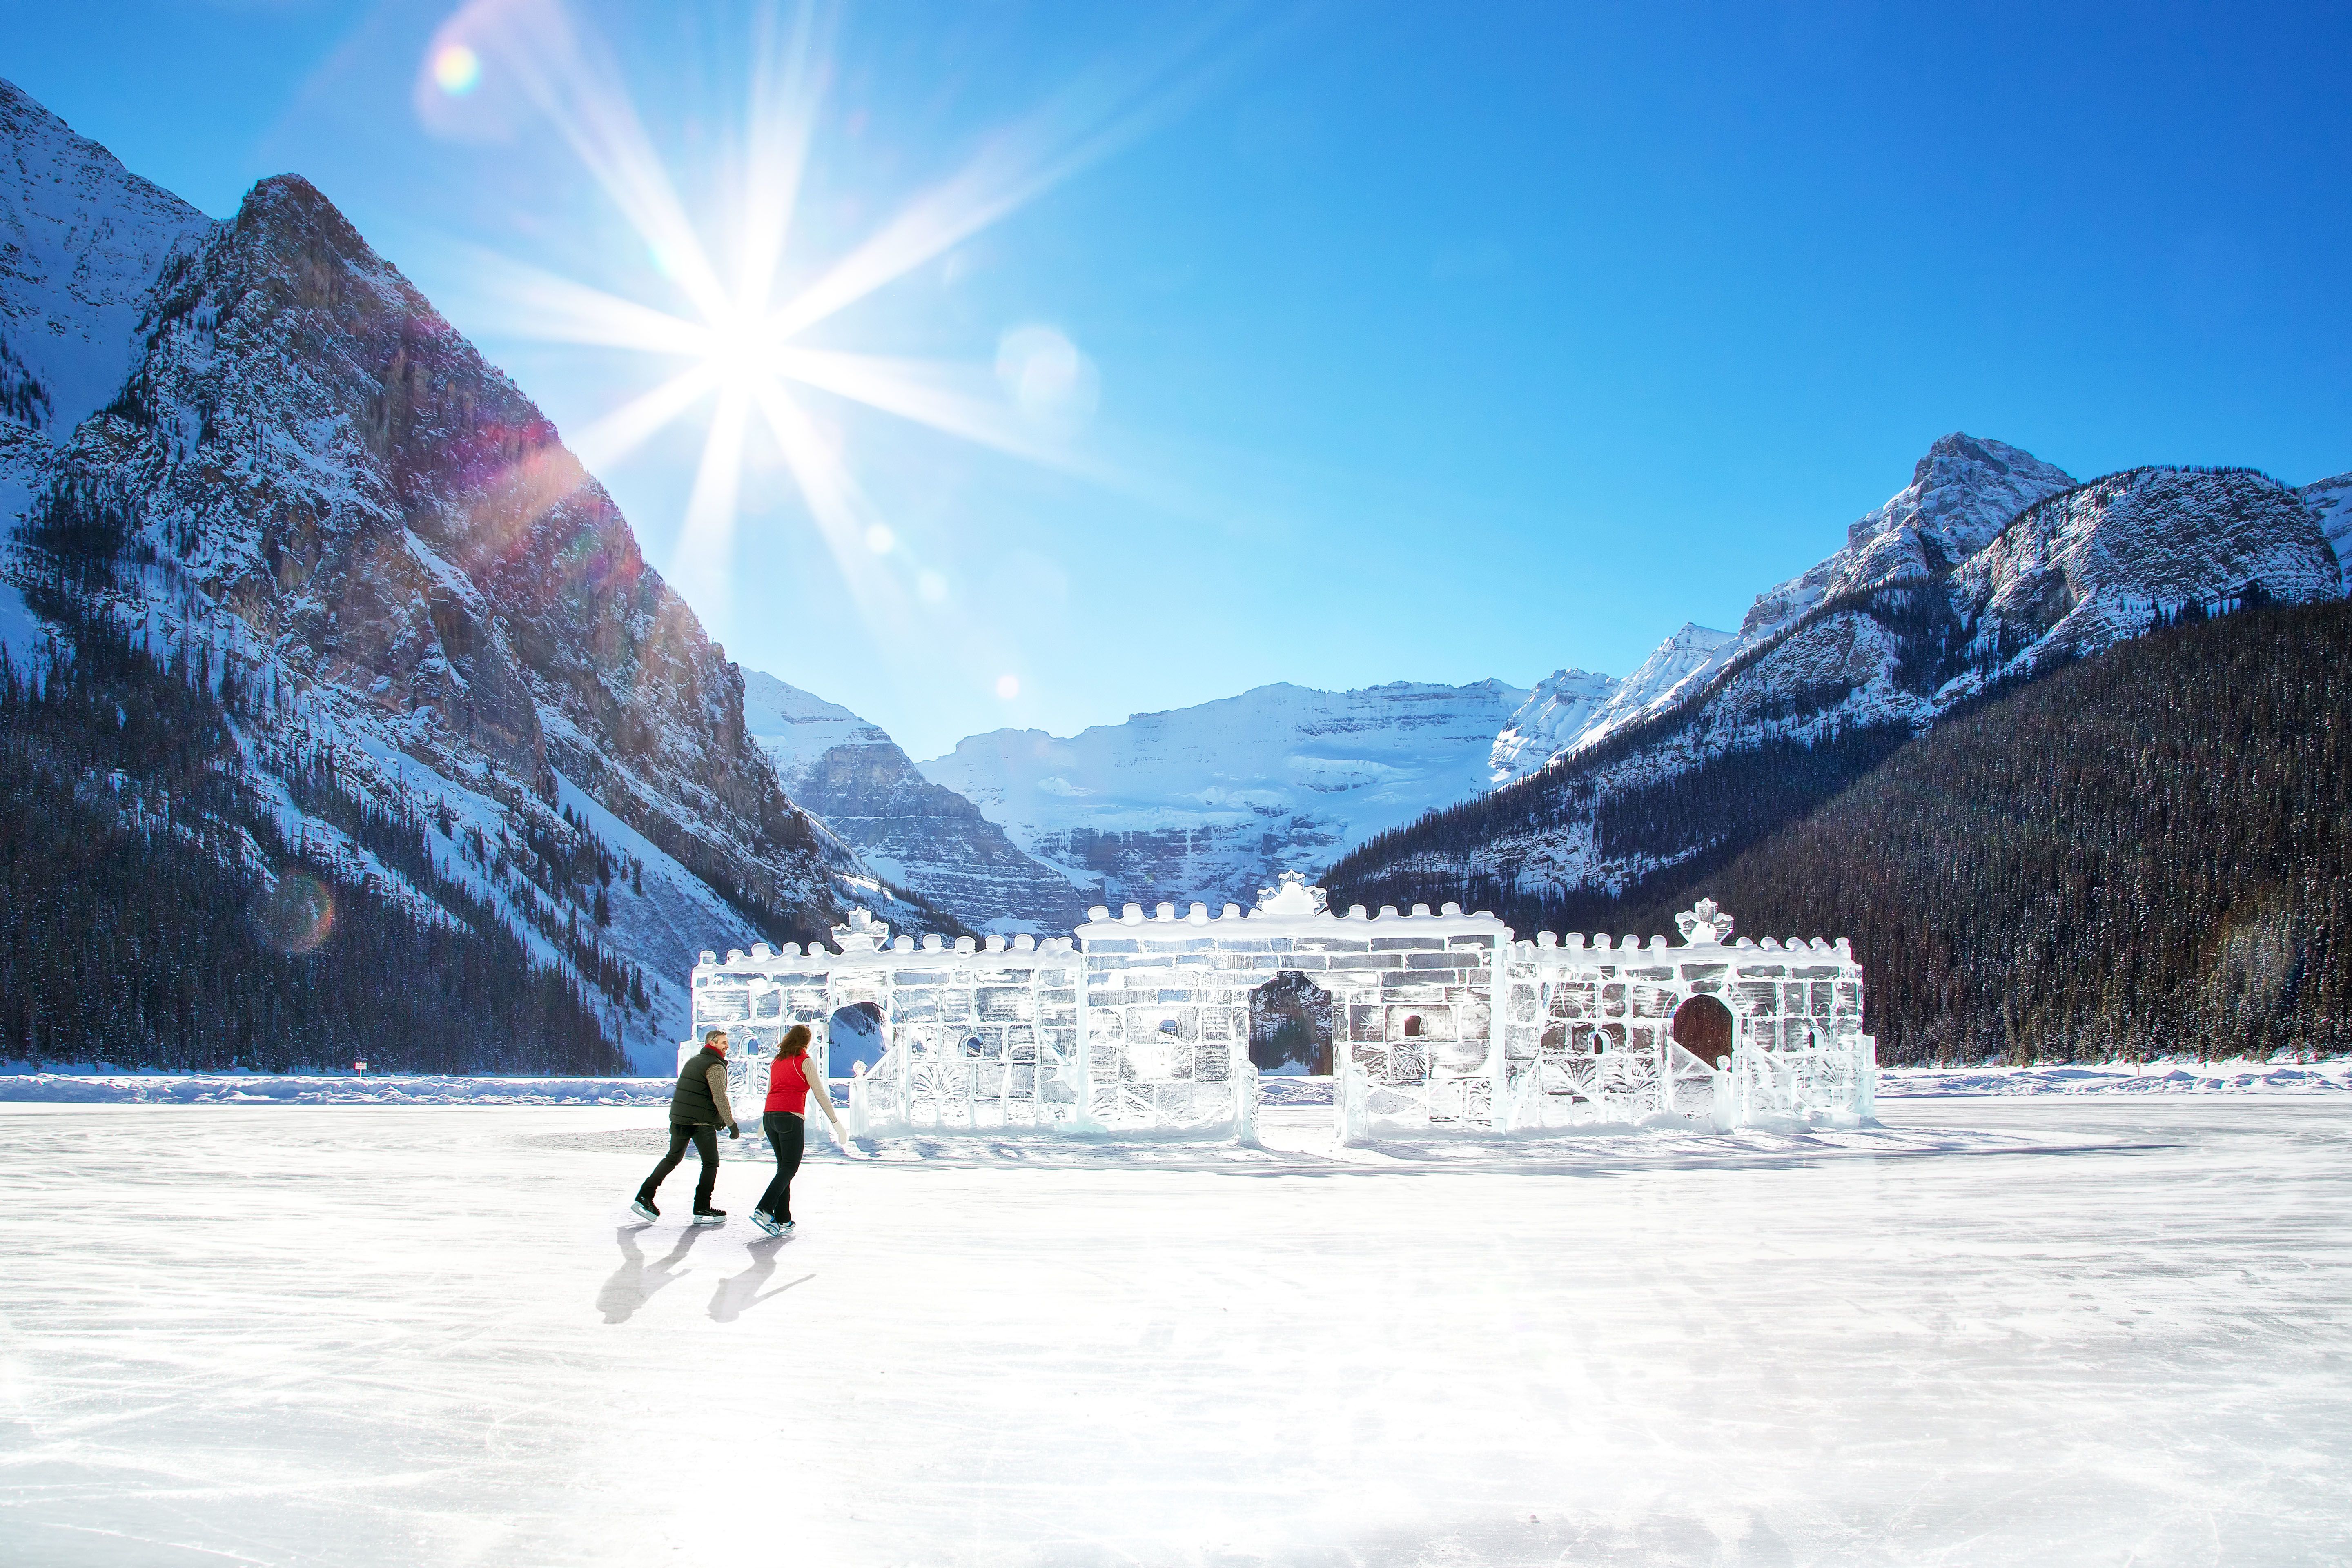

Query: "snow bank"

xmin=1880 ymin=1058 xmax=2352 ymax=1096
xmin=0 ymin=1073 xmax=680 ymax=1106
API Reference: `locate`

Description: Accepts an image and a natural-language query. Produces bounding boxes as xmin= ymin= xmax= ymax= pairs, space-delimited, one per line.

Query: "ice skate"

xmin=690 ymin=1206 xmax=727 ymax=1226
xmin=629 ymin=1195 xmax=659 ymax=1223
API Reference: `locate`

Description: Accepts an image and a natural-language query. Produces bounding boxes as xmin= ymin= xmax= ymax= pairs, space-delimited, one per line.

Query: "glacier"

xmin=921 ymin=677 xmax=1531 ymax=911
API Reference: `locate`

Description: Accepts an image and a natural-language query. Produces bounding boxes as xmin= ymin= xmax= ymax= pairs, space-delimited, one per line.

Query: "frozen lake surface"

xmin=1 ymin=1100 xmax=2346 ymax=1566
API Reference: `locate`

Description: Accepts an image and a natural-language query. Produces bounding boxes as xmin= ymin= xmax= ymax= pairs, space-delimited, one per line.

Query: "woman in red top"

xmin=754 ymin=1025 xmax=845 ymax=1236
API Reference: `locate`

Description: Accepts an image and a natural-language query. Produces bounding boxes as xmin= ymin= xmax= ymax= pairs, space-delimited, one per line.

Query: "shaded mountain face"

xmin=0 ymin=78 xmax=916 ymax=1068
xmin=1579 ymin=600 xmax=2352 ymax=1063
xmin=922 ymin=678 xmax=1531 ymax=913
xmin=743 ymin=672 xmax=1090 ymax=933
xmin=1330 ymin=436 xmax=2345 ymax=915
xmin=2304 ymin=473 xmax=2352 ymax=572
xmin=0 ymin=81 xmax=210 ymax=434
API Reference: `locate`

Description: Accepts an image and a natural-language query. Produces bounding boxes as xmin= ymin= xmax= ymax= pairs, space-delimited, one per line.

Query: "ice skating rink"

xmin=1 ymin=1099 xmax=2346 ymax=1566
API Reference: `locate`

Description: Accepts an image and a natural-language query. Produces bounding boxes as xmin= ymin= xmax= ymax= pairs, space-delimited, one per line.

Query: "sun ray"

xmin=669 ymin=387 xmax=754 ymax=621
xmin=466 ymin=0 xmax=735 ymax=326
xmin=434 ymin=0 xmax=1279 ymax=648
xmin=568 ymin=361 xmax=726 ymax=473
xmin=732 ymin=0 xmax=829 ymax=316
xmin=776 ymin=347 xmax=1114 ymax=479
xmin=440 ymin=243 xmax=708 ymax=357
xmin=767 ymin=25 xmax=1240 ymax=342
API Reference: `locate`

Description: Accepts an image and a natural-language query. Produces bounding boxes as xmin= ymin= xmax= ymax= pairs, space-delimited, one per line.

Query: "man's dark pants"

xmin=641 ymin=1122 xmax=719 ymax=1210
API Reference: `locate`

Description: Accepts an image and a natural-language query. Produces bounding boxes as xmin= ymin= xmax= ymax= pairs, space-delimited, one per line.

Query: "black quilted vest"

xmin=670 ymin=1047 xmax=725 ymax=1125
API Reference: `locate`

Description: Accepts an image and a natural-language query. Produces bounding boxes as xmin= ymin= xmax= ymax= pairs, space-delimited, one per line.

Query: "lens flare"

xmin=433 ymin=44 xmax=483 ymax=97
xmin=257 ymin=871 xmax=337 ymax=956
xmin=441 ymin=0 xmax=1263 ymax=658
xmin=995 ymin=674 xmax=1020 ymax=700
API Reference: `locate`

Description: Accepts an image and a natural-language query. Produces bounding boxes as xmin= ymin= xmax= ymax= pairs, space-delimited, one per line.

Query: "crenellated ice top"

xmin=694 ymin=905 xmax=1078 ymax=978
xmin=1071 ymin=867 xmax=1509 ymax=942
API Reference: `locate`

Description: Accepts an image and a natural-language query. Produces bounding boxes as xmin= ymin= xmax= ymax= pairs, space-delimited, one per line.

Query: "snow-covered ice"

xmin=1878 ymin=1057 xmax=2352 ymax=1096
xmin=2 ymin=1097 xmax=2348 ymax=1565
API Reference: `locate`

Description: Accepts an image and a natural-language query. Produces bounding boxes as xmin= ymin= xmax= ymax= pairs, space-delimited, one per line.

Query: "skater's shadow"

xmin=709 ymin=1239 xmax=814 ymax=1323
xmin=598 ymin=1225 xmax=708 ymax=1323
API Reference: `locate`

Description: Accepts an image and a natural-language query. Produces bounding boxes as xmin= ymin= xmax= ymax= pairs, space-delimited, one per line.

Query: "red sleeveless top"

xmin=765 ymin=1052 xmax=813 ymax=1115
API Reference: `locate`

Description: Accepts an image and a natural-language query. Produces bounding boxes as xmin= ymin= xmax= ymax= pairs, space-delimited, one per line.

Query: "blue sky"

xmin=5 ymin=0 xmax=2349 ymax=758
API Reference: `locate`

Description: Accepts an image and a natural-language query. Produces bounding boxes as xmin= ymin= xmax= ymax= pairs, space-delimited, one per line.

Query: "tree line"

xmin=1334 ymin=600 xmax=2349 ymax=1062
xmin=0 ymin=564 xmax=626 ymax=1075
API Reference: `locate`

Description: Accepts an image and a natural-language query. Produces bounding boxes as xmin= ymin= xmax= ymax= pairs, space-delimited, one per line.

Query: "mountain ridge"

xmin=0 ymin=78 xmax=933 ymax=1069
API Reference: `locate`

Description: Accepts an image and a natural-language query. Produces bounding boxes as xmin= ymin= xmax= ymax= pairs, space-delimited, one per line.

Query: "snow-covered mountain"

xmin=742 ymin=671 xmax=1090 ymax=932
xmin=922 ymin=678 xmax=1530 ymax=912
xmin=1333 ymin=434 xmax=2345 ymax=906
xmin=1489 ymin=624 xmax=1740 ymax=784
xmin=2305 ymin=472 xmax=2352 ymax=572
xmin=1737 ymin=434 xmax=2081 ymax=651
xmin=0 ymin=87 xmax=210 ymax=434
xmin=0 ymin=78 xmax=927 ymax=1070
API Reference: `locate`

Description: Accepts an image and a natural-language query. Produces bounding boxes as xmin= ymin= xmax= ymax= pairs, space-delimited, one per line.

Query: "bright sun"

xmin=416 ymin=0 xmax=1224 ymax=652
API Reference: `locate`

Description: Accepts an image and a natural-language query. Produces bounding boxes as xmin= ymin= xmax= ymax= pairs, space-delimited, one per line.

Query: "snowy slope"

xmin=0 ymin=80 xmax=930 ymax=1070
xmin=1488 ymin=624 xmax=1740 ymax=783
xmin=740 ymin=670 xmax=891 ymax=778
xmin=1339 ymin=437 xmax=2347 ymax=904
xmin=744 ymin=670 xmax=1090 ymax=933
xmin=0 ymin=79 xmax=212 ymax=433
xmin=2305 ymin=472 xmax=2352 ymax=575
xmin=1488 ymin=667 xmax=1615 ymax=782
xmin=924 ymin=678 xmax=1530 ymax=910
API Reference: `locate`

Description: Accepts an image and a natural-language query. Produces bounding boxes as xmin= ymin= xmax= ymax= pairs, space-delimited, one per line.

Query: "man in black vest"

xmin=631 ymin=1028 xmax=740 ymax=1224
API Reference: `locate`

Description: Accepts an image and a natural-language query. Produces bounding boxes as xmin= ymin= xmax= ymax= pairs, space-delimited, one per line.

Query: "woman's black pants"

xmin=758 ymin=1112 xmax=805 ymax=1222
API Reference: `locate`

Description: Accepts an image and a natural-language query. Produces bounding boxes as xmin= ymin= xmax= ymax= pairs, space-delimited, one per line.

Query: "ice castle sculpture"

xmin=686 ymin=876 xmax=1875 ymax=1140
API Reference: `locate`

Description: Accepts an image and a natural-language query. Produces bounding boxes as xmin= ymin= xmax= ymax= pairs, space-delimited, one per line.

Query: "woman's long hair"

xmin=779 ymin=1024 xmax=812 ymax=1058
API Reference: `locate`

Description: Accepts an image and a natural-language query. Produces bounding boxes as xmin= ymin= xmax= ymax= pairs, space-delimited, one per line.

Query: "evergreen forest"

xmin=1332 ymin=601 xmax=2350 ymax=1063
xmin=0 ymin=568 xmax=626 ymax=1076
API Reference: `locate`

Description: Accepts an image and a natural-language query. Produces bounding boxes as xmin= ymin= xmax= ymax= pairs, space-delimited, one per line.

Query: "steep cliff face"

xmin=2304 ymin=472 xmax=2352 ymax=573
xmin=924 ymin=678 xmax=1530 ymax=913
xmin=1737 ymin=433 xmax=2079 ymax=650
xmin=744 ymin=672 xmax=1090 ymax=932
xmin=0 ymin=78 xmax=917 ymax=1068
xmin=1332 ymin=438 xmax=2345 ymax=911
xmin=0 ymin=79 xmax=210 ymax=433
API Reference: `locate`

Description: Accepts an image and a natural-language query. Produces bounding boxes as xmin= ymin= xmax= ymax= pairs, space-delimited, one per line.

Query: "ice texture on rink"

xmin=3 ymin=1098 xmax=2349 ymax=1566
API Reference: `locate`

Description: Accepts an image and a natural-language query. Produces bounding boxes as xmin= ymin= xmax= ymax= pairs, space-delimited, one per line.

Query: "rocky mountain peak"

xmin=0 ymin=78 xmax=942 ymax=1064
xmin=1 ymin=75 xmax=209 ymax=433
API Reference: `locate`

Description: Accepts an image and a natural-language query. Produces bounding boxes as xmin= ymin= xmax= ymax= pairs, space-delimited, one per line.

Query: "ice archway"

xmin=686 ymin=880 xmax=1876 ymax=1138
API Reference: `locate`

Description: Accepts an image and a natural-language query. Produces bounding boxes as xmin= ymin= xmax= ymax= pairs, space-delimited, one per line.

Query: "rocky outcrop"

xmin=0 ymin=78 xmax=929 ymax=1066
xmin=744 ymin=671 xmax=1090 ymax=932
xmin=2304 ymin=472 xmax=2352 ymax=575
xmin=1737 ymin=433 xmax=2078 ymax=649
